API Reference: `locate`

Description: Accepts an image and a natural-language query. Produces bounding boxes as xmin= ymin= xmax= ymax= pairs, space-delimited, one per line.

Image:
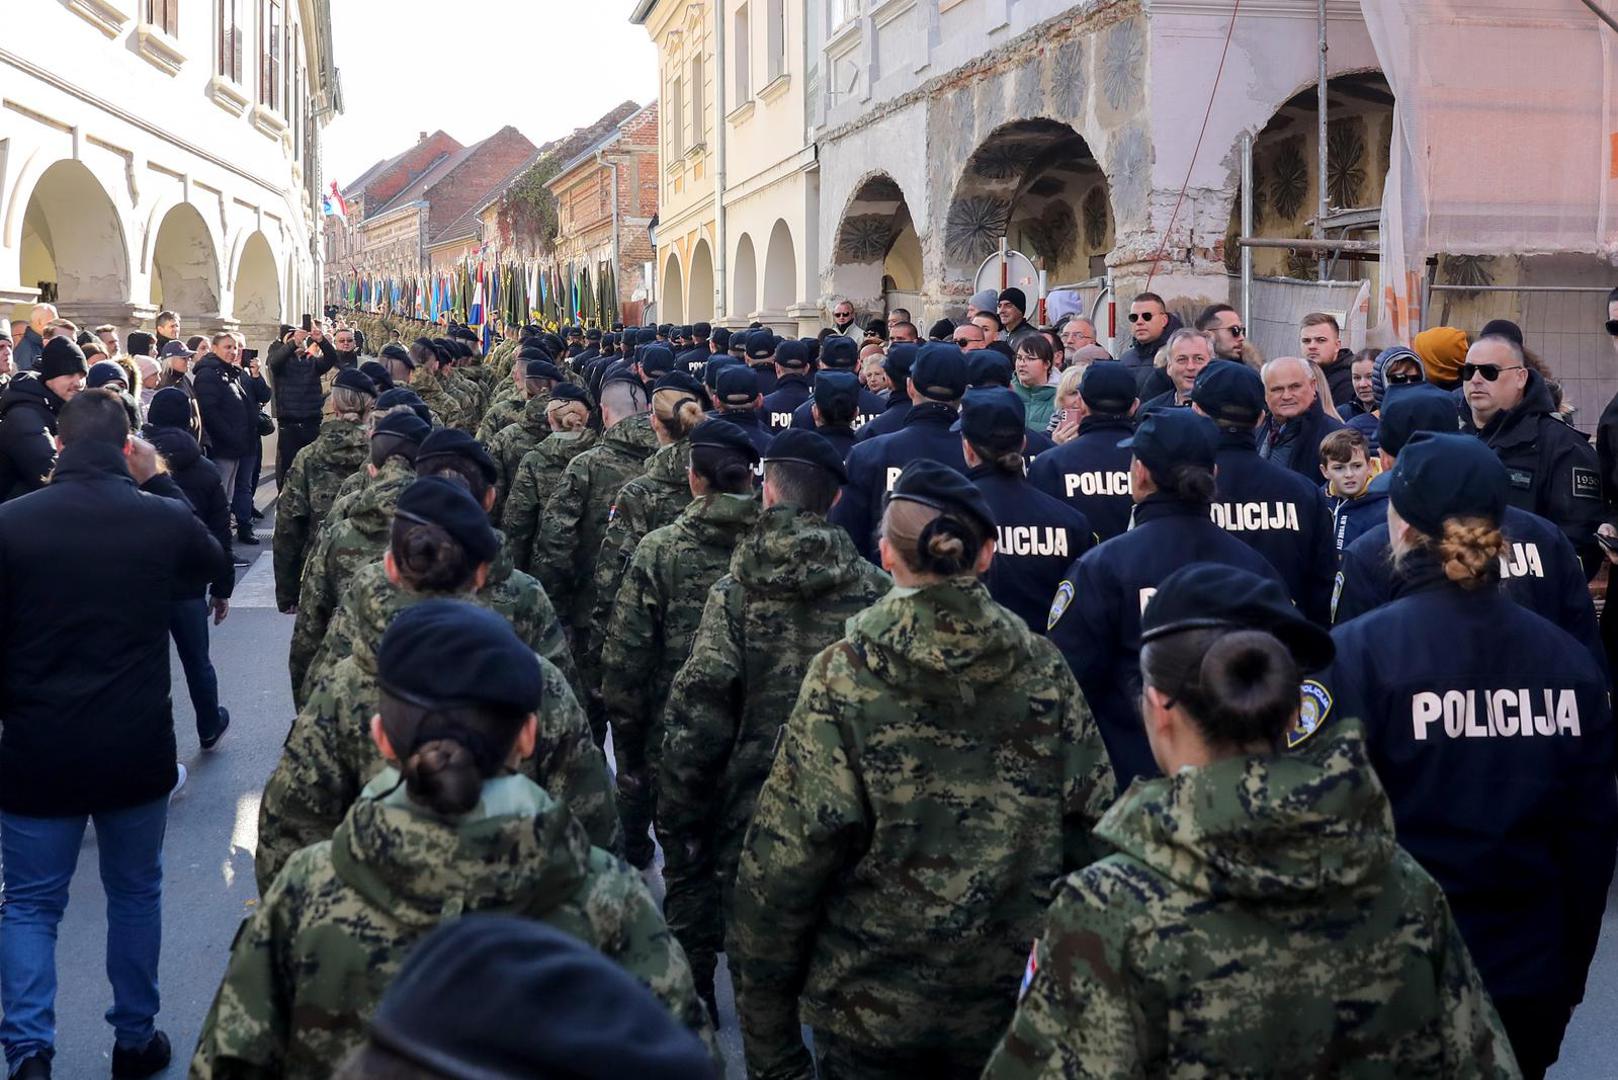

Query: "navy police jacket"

xmin=710 ymin=407 xmax=775 ymax=458
xmin=1308 ymin=556 xmax=1617 ymax=1007
xmin=1211 ymin=428 xmax=1335 ymax=624
xmin=1048 ymin=494 xmax=1284 ymax=788
xmin=1333 ymin=505 xmax=1603 ymax=673
xmin=853 ymin=397 xmax=910 ymax=442
xmin=830 ymin=403 xmax=967 ymax=561
xmin=789 ymin=386 xmax=885 ymax=433
xmin=762 ymin=375 xmax=813 ymax=432
xmin=749 ymin=363 xmax=778 ymax=397
xmin=969 ymin=465 xmax=1094 ymax=633
xmin=678 ymin=346 xmax=711 ymax=377
xmin=1026 ymin=415 xmax=1136 ymax=541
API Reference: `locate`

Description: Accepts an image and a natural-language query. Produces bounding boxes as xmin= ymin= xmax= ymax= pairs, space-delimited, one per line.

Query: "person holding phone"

xmin=267 ymin=322 xmax=336 ymax=489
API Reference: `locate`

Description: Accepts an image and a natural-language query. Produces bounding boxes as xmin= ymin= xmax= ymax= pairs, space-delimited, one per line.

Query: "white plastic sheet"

xmin=1362 ymin=0 xmax=1618 ymax=338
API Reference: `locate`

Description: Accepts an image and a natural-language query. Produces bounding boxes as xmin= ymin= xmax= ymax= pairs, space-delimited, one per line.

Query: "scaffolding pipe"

xmin=1316 ymin=0 xmax=1329 ymax=280
xmin=1239 ymin=236 xmax=1380 ymax=254
xmin=1240 ymin=131 xmax=1254 ymax=322
xmin=1578 ymin=0 xmax=1618 ymax=35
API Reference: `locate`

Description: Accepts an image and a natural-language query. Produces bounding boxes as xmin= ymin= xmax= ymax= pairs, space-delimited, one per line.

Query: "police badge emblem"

xmin=1286 ymin=680 xmax=1332 ymax=749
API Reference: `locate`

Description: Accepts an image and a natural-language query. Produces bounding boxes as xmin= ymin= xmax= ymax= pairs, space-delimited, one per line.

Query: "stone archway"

xmin=233 ymin=231 xmax=282 ymax=346
xmin=660 ymin=253 xmax=685 ymax=324
xmin=829 ymin=173 xmax=922 ymax=321
xmin=687 ymin=239 xmax=715 ymax=322
xmin=942 ymin=119 xmax=1113 ymax=295
xmin=150 ymin=203 xmax=222 ymax=321
xmin=732 ymin=233 xmax=757 ymax=320
xmin=761 ymin=219 xmax=796 ymax=319
xmin=15 ymin=159 xmax=131 ymax=325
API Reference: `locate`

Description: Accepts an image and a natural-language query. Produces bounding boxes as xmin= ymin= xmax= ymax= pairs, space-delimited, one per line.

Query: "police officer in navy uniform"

xmin=710 ymin=365 xmax=775 ymax=458
xmin=744 ymin=330 xmax=780 ymax=397
xmin=789 ymin=336 xmax=884 ymax=432
xmin=1458 ymin=333 xmax=1604 ymax=576
xmin=807 ymin=371 xmax=860 ymax=460
xmin=761 ymin=340 xmax=814 ymax=432
xmin=677 ymin=322 xmax=711 ymax=376
xmin=958 ymin=388 xmax=1093 ymax=632
xmin=1333 ymin=384 xmax=1602 ymax=668
xmin=1047 ymin=408 xmax=1283 ymax=788
xmin=1306 ymin=432 xmax=1616 ymax=1080
xmin=1028 ymin=363 xmax=1138 ymax=542
xmin=831 ymin=341 xmax=970 ymax=561
xmin=849 ymin=342 xmax=916 ymax=442
xmin=1190 ymin=360 xmax=1335 ymax=625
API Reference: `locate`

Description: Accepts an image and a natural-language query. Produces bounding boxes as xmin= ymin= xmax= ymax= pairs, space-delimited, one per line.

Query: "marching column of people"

xmin=8 ymin=297 xmax=1618 ymax=1080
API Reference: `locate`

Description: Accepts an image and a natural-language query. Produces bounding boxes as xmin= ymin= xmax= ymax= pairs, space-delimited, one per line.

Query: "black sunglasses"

xmin=1127 ymin=312 xmax=1162 ymax=323
xmin=1460 ymin=362 xmax=1524 ymax=382
xmin=1226 ymin=325 xmax=1246 ymax=336
xmin=1386 ymin=371 xmax=1423 ymax=385
xmin=952 ymin=335 xmax=979 ymax=346
xmin=1606 ymin=319 xmax=1618 ymax=337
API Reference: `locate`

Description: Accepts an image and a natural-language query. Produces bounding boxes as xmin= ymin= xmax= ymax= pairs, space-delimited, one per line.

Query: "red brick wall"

xmin=363 ymin=131 xmax=463 ymax=210
xmin=427 ymin=126 xmax=538 ymax=241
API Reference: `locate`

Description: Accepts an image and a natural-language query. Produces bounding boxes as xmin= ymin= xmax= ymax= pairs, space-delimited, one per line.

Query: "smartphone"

xmin=1598 ymin=531 xmax=1618 ymax=553
xmin=301 ymin=313 xmax=313 ymax=332
xmin=241 ymin=348 xmax=258 ymax=363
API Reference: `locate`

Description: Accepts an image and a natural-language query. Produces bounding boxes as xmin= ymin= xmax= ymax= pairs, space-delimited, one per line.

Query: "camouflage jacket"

xmin=257 ymin=625 xmax=617 ymax=895
xmin=982 ymin=722 xmax=1519 ymax=1080
xmin=289 ymin=456 xmax=415 ymax=709
xmin=729 ymin=578 xmax=1116 ymax=1078
xmin=449 ymin=368 xmax=486 ymax=422
xmin=475 ymin=388 xmax=525 ymax=445
xmin=599 ymin=493 xmax=761 ymax=776
xmin=658 ymin=505 xmax=889 ymax=893
xmin=500 ymin=430 xmax=598 ymax=576
xmin=326 ymin=463 xmax=370 ymax=513
xmin=409 ymin=366 xmax=464 ymax=431
xmin=584 ymin=438 xmax=693 ymax=677
xmin=271 ymin=419 xmax=368 ymax=612
xmin=488 ymin=395 xmax=554 ymax=521
xmin=200 ymin=772 xmax=701 ymax=1080
xmin=531 ymin=414 xmax=659 ymax=644
xmin=302 ymin=537 xmax=581 ymax=709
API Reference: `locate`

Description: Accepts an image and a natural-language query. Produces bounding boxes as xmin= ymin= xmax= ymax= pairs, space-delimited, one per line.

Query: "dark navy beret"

xmin=359 ymin=360 xmax=394 ymax=391
xmin=1190 ymin=359 xmax=1263 ymax=424
xmin=334 ymin=367 xmax=378 ymax=396
xmin=952 ymin=386 xmax=1027 ymax=448
xmin=372 ymin=411 xmax=431 ymax=444
xmin=394 ymin=476 xmax=499 ymax=564
xmin=524 ymin=359 xmax=563 ymax=381
xmin=416 ymin=428 xmax=497 ymax=485
xmin=689 ymin=417 xmax=761 ymax=462
xmin=763 ymin=428 xmax=848 ymax=484
xmin=378 ymin=600 xmax=542 ymax=712
xmin=548 ymin=383 xmax=591 ymax=406
xmin=1143 ymin=562 xmax=1334 ymax=671
xmin=715 ymin=364 xmax=761 ymax=406
xmin=887 ymin=458 xmax=996 ymax=530
xmin=638 ymin=344 xmax=676 ymax=376
xmin=652 ymin=371 xmax=703 ymax=397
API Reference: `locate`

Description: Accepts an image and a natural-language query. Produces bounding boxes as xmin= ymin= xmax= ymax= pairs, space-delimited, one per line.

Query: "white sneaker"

xmin=170 ymin=762 xmax=188 ymax=801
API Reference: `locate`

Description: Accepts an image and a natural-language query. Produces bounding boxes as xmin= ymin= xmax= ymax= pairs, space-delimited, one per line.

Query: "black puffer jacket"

xmin=267 ymin=337 xmax=336 ymax=421
xmin=193 ymin=354 xmax=269 ymax=458
xmin=145 ymin=424 xmax=235 ymax=600
xmin=0 ymin=373 xmax=64 ymax=502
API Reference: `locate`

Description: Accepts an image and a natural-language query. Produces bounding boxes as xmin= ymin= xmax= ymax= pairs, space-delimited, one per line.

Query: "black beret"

xmin=39 ymin=337 xmax=88 ymax=381
xmin=381 ymin=342 xmax=415 ymax=368
xmin=376 ymin=387 xmax=423 ymax=411
xmin=689 ymin=417 xmax=761 ymax=462
xmin=775 ymin=339 xmax=810 ymax=369
xmin=371 ymin=411 xmax=431 ymax=444
xmin=636 ymin=327 xmax=658 ymax=346
xmin=911 ymin=342 xmax=969 ymax=401
xmin=548 ymin=383 xmax=591 ymax=406
xmin=691 ymin=321 xmax=712 ymax=338
xmin=652 ymin=370 xmax=703 ymax=397
xmin=359 ymin=360 xmax=395 ymax=391
xmin=378 ymin=600 xmax=542 ymax=712
xmin=586 ymin=327 xmax=602 ymax=341
xmin=1143 ymin=563 xmax=1334 ymax=672
xmin=416 ymin=428 xmax=498 ymax=486
xmin=1079 ymin=361 xmax=1137 ymax=412
xmin=762 ymin=428 xmax=849 ymax=484
xmin=887 ymin=458 xmax=996 ymax=531
xmin=952 ymin=386 xmax=1027 ymax=449
xmin=540 ymin=333 xmax=566 ymax=354
xmin=819 ymin=335 xmax=859 ymax=369
xmin=366 ymin=915 xmax=716 ymax=1080
xmin=1390 ymin=432 xmax=1507 ymax=537
xmin=1190 ymin=359 xmax=1263 ymax=424
xmin=715 ymin=364 xmax=760 ymax=406
xmin=333 ymin=367 xmax=378 ymax=397
xmin=524 ymin=359 xmax=563 ymax=381
xmin=711 ymin=327 xmax=732 ymax=349
xmin=394 ymin=476 xmax=499 ymax=564
xmin=639 ymin=344 xmax=676 ymax=376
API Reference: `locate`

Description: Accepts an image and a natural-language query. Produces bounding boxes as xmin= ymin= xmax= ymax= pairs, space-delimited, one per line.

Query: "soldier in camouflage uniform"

xmin=271 ymin=373 xmax=374 ymax=613
xmin=318 ymin=393 xmax=432 ymax=513
xmin=487 ymin=365 xmax=572 ymax=520
xmin=406 ymin=339 xmax=465 ymax=431
xmin=474 ymin=347 xmax=542 ymax=444
xmin=289 ymin=412 xmax=429 ymax=708
xmin=531 ymin=374 xmax=659 ymax=737
xmin=198 ymin=601 xmax=703 ymax=1079
xmin=658 ymin=430 xmax=889 ymax=1023
xmin=500 ymin=415 xmax=598 ymax=576
xmin=983 ymin=564 xmax=1518 ymax=1080
xmin=582 ymin=373 xmax=709 ymax=680
xmin=601 ymin=419 xmax=760 ymax=880
xmin=729 ymin=460 xmax=1115 ymax=1080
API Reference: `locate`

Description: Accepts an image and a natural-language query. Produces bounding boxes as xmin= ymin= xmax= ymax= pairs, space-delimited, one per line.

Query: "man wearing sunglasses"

xmin=1119 ymin=292 xmax=1180 ymax=401
xmin=1195 ymin=304 xmax=1248 ymax=363
xmin=1461 ymin=333 xmax=1603 ymax=578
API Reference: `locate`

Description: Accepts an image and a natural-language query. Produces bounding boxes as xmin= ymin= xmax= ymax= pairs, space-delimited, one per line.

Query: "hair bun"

xmin=917 ymin=514 xmax=976 ymax=575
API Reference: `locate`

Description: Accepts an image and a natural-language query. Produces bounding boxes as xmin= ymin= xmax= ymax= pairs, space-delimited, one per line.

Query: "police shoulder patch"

xmin=1330 ymin=572 xmax=1344 ymax=622
xmin=1286 ymin=680 xmax=1332 ymax=749
xmin=1572 ymin=466 xmax=1600 ymax=501
xmin=1047 ymin=580 xmax=1075 ymax=632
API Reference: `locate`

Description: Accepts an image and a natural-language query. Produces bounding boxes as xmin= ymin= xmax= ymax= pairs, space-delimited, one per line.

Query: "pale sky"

xmin=321 ymin=0 xmax=659 ymax=188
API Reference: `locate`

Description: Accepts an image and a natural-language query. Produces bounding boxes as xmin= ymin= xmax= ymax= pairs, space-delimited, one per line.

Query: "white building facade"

xmin=0 ymin=0 xmax=340 ymax=345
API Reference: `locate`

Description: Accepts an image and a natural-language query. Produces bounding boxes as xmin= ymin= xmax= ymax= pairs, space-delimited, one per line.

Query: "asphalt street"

xmin=0 ymin=496 xmax=1611 ymax=1079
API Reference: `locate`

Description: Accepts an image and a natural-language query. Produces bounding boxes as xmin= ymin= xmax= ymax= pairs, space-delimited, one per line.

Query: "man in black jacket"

xmin=1256 ymin=355 xmax=1345 ymax=481
xmin=0 ymin=390 xmax=223 ymax=1080
xmin=1118 ymin=291 xmax=1180 ymax=400
xmin=266 ymin=324 xmax=336 ymax=487
xmin=0 ymin=337 xmax=87 ymax=502
xmin=1299 ymin=311 xmax=1357 ymax=412
xmin=192 ymin=332 xmax=269 ymax=543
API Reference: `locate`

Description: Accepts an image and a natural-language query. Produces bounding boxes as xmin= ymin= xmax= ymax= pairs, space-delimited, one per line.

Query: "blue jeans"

xmin=0 ymin=798 xmax=169 ymax=1067
xmin=170 ymin=598 xmax=221 ymax=738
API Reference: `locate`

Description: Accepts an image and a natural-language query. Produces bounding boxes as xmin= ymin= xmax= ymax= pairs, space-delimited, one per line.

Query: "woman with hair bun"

xmin=984 ymin=562 xmax=1518 ymax=1079
xmin=729 ymin=459 xmax=1115 ymax=1080
xmin=1313 ymin=432 xmax=1617 ymax=1079
xmin=193 ymin=600 xmax=712 ymax=1079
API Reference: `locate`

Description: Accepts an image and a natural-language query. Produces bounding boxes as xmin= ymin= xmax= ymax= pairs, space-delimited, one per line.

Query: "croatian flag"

xmin=323 ymin=181 xmax=348 ymax=223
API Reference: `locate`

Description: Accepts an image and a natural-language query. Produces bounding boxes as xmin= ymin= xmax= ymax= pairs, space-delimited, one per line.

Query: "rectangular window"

xmin=260 ymin=0 xmax=282 ymax=110
xmin=669 ymin=74 xmax=683 ymax=157
xmin=689 ymin=53 xmax=705 ymax=145
xmin=767 ymin=0 xmax=785 ymax=81
xmin=284 ymin=15 xmax=295 ymax=119
xmin=217 ymin=0 xmax=243 ymax=82
xmin=734 ymin=5 xmax=750 ymax=102
xmin=147 ymin=0 xmax=178 ymax=35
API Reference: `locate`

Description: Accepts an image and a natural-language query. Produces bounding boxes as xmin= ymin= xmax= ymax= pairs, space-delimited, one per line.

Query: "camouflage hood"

xmin=345 ymin=456 xmax=416 ymax=542
xmin=677 ymin=492 xmax=761 ymax=547
xmin=330 ymin=768 xmax=591 ymax=928
xmin=517 ymin=393 xmax=553 ymax=437
xmin=641 ymin=438 xmax=693 ymax=491
xmin=732 ymin=504 xmax=880 ymax=600
xmin=1096 ymin=721 xmax=1396 ymax=901
xmin=345 ymin=532 xmax=516 ymax=673
xmin=486 ymin=527 xmax=516 ymax=587
xmin=845 ymin=578 xmax=1029 ymax=694
xmin=313 ymin=417 xmax=368 ymax=467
